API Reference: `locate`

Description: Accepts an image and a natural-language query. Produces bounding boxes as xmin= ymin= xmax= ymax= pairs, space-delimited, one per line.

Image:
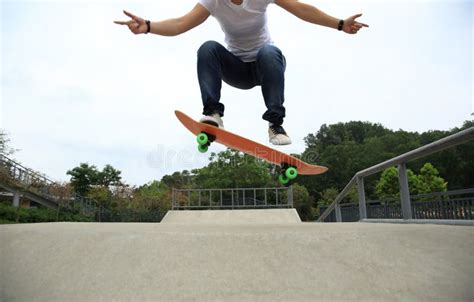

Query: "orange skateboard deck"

xmin=175 ymin=110 xmax=328 ymax=184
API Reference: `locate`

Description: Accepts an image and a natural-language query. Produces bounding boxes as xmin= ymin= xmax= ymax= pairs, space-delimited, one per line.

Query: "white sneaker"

xmin=199 ymin=113 xmax=224 ymax=129
xmin=269 ymin=124 xmax=292 ymax=145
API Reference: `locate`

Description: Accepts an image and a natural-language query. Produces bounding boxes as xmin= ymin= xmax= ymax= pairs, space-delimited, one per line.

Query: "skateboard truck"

xmin=278 ymin=163 xmax=298 ymax=185
xmin=196 ymin=132 xmax=216 ymax=153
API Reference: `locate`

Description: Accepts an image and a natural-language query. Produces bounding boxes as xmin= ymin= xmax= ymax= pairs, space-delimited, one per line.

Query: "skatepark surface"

xmin=1 ymin=209 xmax=473 ymax=301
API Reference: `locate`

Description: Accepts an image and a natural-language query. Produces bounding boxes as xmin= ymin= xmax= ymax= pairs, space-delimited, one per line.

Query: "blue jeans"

xmin=197 ymin=41 xmax=286 ymax=126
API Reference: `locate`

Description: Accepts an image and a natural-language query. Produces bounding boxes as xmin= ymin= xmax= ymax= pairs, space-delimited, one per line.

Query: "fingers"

xmin=123 ymin=10 xmax=140 ymax=21
xmin=344 ymin=13 xmax=369 ymax=34
xmin=114 ymin=10 xmax=142 ymax=24
xmin=350 ymin=13 xmax=369 ymax=28
xmin=114 ymin=10 xmax=143 ymax=34
xmin=350 ymin=25 xmax=361 ymax=34
xmin=113 ymin=20 xmax=136 ymax=27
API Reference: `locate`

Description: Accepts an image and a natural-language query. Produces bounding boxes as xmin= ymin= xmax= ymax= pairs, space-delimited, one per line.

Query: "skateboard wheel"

xmin=198 ymin=144 xmax=208 ymax=153
xmin=286 ymin=167 xmax=298 ymax=180
xmin=197 ymin=133 xmax=208 ymax=145
xmin=278 ymin=174 xmax=290 ymax=185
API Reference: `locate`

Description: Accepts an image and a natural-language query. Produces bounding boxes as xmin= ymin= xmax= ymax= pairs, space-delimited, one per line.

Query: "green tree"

xmin=134 ymin=181 xmax=171 ymax=213
xmin=415 ymin=163 xmax=447 ymax=194
xmin=67 ymin=163 xmax=123 ymax=197
xmin=375 ymin=166 xmax=420 ymax=199
xmin=375 ymin=163 xmax=447 ymax=200
xmin=161 ymin=170 xmax=194 ymax=189
xmin=299 ymin=122 xmax=422 ymax=201
xmin=97 ymin=164 xmax=122 ymax=187
xmin=67 ymin=163 xmax=100 ymax=196
xmin=319 ymin=188 xmax=340 ymax=207
xmin=291 ymin=184 xmax=313 ymax=221
xmin=88 ymin=186 xmax=111 ymax=207
xmin=193 ymin=149 xmax=273 ymax=188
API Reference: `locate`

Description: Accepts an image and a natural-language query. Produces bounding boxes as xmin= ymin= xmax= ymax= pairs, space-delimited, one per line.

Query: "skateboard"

xmin=175 ymin=110 xmax=328 ymax=185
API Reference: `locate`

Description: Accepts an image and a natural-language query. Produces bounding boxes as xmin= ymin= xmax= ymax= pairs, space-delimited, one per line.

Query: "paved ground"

xmin=1 ymin=219 xmax=473 ymax=301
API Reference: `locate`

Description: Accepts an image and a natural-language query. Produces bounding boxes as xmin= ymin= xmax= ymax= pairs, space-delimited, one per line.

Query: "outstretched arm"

xmin=114 ymin=4 xmax=210 ymax=36
xmin=275 ymin=0 xmax=368 ymax=34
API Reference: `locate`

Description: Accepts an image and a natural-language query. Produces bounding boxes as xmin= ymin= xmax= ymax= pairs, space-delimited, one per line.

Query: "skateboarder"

xmin=115 ymin=0 xmax=368 ymax=145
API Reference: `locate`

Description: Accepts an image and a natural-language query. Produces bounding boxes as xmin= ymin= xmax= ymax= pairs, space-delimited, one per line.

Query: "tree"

xmin=134 ymin=181 xmax=171 ymax=212
xmin=66 ymin=163 xmax=100 ymax=196
xmin=0 ymin=130 xmax=17 ymax=156
xmin=193 ymin=149 xmax=274 ymax=188
xmin=375 ymin=167 xmax=418 ymax=199
xmin=416 ymin=163 xmax=447 ymax=194
xmin=375 ymin=163 xmax=447 ymax=200
xmin=291 ymin=184 xmax=314 ymax=221
xmin=67 ymin=163 xmax=123 ymax=197
xmin=319 ymin=188 xmax=340 ymax=207
xmin=161 ymin=170 xmax=193 ymax=189
xmin=97 ymin=164 xmax=122 ymax=187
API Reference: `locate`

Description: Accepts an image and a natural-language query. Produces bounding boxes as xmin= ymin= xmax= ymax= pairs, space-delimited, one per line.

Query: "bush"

xmin=0 ymin=203 xmax=94 ymax=224
xmin=0 ymin=203 xmax=18 ymax=222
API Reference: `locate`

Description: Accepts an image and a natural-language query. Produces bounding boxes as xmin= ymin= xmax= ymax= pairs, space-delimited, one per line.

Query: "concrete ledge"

xmin=161 ymin=209 xmax=301 ymax=224
xmin=361 ymin=218 xmax=474 ymax=226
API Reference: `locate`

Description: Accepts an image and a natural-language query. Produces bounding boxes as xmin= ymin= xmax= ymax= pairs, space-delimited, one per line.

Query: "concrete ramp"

xmin=1 ymin=222 xmax=473 ymax=301
xmin=161 ymin=209 xmax=302 ymax=224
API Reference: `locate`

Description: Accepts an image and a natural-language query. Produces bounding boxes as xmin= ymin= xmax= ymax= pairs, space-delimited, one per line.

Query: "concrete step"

xmin=161 ymin=209 xmax=302 ymax=224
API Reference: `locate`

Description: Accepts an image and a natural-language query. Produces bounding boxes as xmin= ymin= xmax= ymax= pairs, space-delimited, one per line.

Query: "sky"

xmin=1 ymin=0 xmax=473 ymax=186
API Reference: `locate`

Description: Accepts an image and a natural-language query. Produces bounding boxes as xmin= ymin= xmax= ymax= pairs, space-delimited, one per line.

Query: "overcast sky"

xmin=1 ymin=0 xmax=472 ymax=186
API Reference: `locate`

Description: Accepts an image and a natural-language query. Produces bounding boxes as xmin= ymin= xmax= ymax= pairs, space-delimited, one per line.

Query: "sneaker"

xmin=268 ymin=123 xmax=292 ymax=145
xmin=199 ymin=113 xmax=224 ymax=129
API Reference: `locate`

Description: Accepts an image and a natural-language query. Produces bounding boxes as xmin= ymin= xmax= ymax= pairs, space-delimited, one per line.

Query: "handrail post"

xmin=288 ymin=186 xmax=294 ymax=208
xmin=12 ymin=190 xmax=20 ymax=208
xmin=335 ymin=203 xmax=342 ymax=222
xmin=357 ymin=177 xmax=367 ymax=220
xmin=172 ymin=189 xmax=175 ymax=210
xmin=398 ymin=163 xmax=413 ymax=220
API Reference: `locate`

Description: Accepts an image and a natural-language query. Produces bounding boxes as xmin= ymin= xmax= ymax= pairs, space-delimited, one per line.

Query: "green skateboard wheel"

xmin=278 ymin=174 xmax=290 ymax=185
xmin=286 ymin=167 xmax=298 ymax=180
xmin=198 ymin=144 xmax=208 ymax=153
xmin=197 ymin=133 xmax=208 ymax=145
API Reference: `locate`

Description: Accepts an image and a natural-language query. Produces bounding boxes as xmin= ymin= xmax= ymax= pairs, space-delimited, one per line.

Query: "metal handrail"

xmin=318 ymin=127 xmax=474 ymax=222
xmin=0 ymin=153 xmax=100 ymax=210
xmin=0 ymin=153 xmax=55 ymax=184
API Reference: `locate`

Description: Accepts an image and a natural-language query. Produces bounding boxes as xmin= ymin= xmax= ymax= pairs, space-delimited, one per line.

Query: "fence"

xmin=320 ymin=189 xmax=474 ymax=222
xmin=172 ymin=186 xmax=294 ymax=210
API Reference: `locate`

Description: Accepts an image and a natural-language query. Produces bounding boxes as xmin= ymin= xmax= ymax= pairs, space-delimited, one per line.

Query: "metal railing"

xmin=318 ymin=127 xmax=474 ymax=222
xmin=320 ymin=188 xmax=474 ymax=222
xmin=0 ymin=153 xmax=57 ymax=197
xmin=0 ymin=153 xmax=100 ymax=212
xmin=172 ymin=186 xmax=294 ymax=210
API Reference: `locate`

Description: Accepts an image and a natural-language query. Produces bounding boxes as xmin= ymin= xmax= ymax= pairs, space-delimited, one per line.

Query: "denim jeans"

xmin=197 ymin=41 xmax=286 ymax=126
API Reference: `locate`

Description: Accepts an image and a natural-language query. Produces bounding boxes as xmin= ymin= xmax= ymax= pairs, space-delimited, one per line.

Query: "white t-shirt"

xmin=198 ymin=0 xmax=275 ymax=62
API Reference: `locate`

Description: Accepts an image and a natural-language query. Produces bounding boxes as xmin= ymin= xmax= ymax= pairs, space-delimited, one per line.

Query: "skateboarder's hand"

xmin=114 ymin=10 xmax=148 ymax=34
xmin=343 ymin=14 xmax=369 ymax=34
